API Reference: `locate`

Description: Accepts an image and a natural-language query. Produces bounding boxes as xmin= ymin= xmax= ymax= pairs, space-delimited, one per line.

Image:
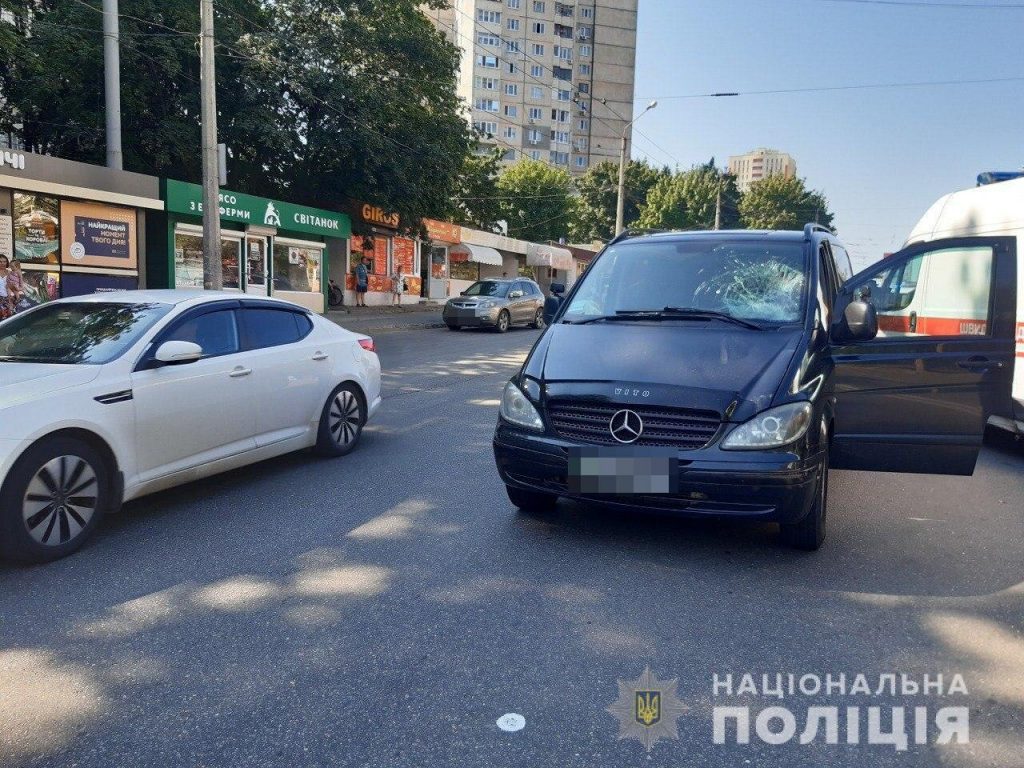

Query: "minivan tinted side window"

xmin=241 ymin=308 xmax=307 ymax=349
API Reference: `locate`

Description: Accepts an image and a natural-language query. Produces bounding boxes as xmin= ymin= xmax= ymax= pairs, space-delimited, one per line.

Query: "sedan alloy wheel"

xmin=23 ymin=455 xmax=99 ymax=546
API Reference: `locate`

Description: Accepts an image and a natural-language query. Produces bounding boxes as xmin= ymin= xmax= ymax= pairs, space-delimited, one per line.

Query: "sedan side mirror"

xmin=154 ymin=340 xmax=203 ymax=365
xmin=833 ymin=300 xmax=878 ymax=343
xmin=550 ymin=282 xmax=566 ymax=296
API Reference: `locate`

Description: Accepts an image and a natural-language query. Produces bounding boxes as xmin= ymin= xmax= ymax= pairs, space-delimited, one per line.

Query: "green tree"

xmin=496 ymin=159 xmax=574 ymax=243
xmin=569 ymin=160 xmax=668 ymax=242
xmin=739 ymin=175 xmax=836 ymax=231
xmin=0 ymin=0 xmax=473 ymax=227
xmin=444 ymin=146 xmax=505 ymax=233
xmin=635 ymin=162 xmax=740 ymax=231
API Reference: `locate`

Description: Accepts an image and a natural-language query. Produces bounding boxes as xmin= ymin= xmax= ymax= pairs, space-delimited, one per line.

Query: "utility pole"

xmin=615 ymin=100 xmax=657 ymax=235
xmin=101 ymin=0 xmax=122 ymax=169
xmin=714 ymin=185 xmax=722 ymax=230
xmin=200 ymin=0 xmax=222 ymax=289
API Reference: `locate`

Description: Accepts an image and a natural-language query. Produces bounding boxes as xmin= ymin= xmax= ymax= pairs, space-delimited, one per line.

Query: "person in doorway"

xmin=0 ymin=256 xmax=11 ymax=320
xmin=355 ymin=256 xmax=369 ymax=307
xmin=390 ymin=270 xmax=404 ymax=306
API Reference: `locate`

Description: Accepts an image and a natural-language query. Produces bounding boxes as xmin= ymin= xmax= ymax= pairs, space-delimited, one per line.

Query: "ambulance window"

xmin=849 ymin=246 xmax=993 ymax=338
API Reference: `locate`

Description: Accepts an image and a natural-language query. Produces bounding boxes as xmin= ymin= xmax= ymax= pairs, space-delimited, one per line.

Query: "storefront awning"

xmin=526 ymin=243 xmax=574 ymax=271
xmin=450 ymin=243 xmax=503 ymax=266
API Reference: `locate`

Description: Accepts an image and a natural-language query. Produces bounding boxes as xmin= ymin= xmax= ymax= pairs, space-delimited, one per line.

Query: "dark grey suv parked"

xmin=444 ymin=278 xmax=546 ymax=332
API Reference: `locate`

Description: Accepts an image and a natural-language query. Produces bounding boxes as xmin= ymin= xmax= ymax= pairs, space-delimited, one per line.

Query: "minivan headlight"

xmin=500 ymin=381 xmax=544 ymax=431
xmin=721 ymin=402 xmax=813 ymax=450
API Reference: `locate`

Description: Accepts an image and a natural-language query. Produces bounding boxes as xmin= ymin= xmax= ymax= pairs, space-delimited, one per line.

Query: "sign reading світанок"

xmin=163 ymin=179 xmax=351 ymax=239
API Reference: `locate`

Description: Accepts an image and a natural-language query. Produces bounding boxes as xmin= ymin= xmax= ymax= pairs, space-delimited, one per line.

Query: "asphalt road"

xmin=1 ymin=325 xmax=1022 ymax=768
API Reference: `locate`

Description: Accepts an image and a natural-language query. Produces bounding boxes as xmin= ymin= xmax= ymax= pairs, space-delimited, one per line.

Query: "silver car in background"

xmin=443 ymin=278 xmax=546 ymax=332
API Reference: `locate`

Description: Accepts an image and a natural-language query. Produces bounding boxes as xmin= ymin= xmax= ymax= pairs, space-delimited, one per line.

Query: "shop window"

xmin=272 ymin=242 xmax=322 ymax=293
xmin=450 ymin=259 xmax=480 ymax=282
xmin=13 ymin=193 xmax=59 ymax=265
xmin=174 ymin=232 xmax=204 ymax=288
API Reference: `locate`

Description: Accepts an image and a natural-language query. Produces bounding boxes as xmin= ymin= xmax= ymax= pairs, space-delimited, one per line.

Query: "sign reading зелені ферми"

xmin=163 ymin=179 xmax=352 ymax=239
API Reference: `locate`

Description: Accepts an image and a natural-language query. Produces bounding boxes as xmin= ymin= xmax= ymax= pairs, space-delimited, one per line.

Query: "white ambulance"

xmin=895 ymin=176 xmax=1023 ymax=435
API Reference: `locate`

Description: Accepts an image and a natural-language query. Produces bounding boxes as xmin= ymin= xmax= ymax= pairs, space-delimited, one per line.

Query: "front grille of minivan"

xmin=546 ymin=401 xmax=721 ymax=450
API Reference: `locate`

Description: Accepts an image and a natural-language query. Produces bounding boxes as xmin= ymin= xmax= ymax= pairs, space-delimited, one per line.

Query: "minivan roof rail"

xmin=804 ymin=223 xmax=833 ymax=239
xmin=608 ymin=228 xmax=673 ymax=246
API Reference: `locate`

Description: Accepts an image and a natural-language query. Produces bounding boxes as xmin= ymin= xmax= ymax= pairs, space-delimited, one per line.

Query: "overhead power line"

xmin=819 ymin=0 xmax=1024 ymax=9
xmin=641 ymin=75 xmax=1024 ymax=100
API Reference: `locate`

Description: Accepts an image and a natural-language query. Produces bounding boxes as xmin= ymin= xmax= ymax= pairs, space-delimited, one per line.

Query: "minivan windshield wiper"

xmin=659 ymin=307 xmax=764 ymax=330
xmin=564 ymin=307 xmax=762 ymax=330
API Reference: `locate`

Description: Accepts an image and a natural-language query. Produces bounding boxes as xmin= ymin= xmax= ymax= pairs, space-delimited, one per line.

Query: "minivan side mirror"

xmin=154 ymin=340 xmax=203 ymax=365
xmin=550 ymin=282 xmax=566 ymax=296
xmin=832 ymin=300 xmax=878 ymax=343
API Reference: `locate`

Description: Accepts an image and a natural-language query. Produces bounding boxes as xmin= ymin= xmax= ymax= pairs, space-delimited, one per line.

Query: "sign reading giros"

xmin=361 ymin=204 xmax=399 ymax=229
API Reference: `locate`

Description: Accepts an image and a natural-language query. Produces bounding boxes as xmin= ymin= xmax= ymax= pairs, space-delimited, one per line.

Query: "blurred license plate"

xmin=567 ymin=447 xmax=678 ymax=495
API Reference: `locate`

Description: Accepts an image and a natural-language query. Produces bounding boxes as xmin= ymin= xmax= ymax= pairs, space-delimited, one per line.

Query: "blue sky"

xmin=628 ymin=0 xmax=1024 ymax=268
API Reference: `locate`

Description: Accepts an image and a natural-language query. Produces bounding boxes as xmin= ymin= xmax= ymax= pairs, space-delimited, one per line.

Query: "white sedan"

xmin=0 ymin=290 xmax=381 ymax=563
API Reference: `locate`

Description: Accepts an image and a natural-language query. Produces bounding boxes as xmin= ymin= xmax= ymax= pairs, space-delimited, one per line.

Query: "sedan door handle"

xmin=312 ymin=352 xmax=329 ymax=361
xmin=229 ymin=366 xmax=253 ymax=378
xmin=957 ymin=356 xmax=1003 ymax=371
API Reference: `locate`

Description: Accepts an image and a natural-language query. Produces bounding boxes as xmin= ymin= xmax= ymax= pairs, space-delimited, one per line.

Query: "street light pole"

xmin=199 ymin=0 xmax=222 ymax=289
xmin=101 ymin=0 xmax=122 ymax=169
xmin=615 ymin=100 xmax=657 ymax=235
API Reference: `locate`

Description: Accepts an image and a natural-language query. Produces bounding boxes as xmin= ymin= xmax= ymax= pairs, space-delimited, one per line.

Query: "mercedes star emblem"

xmin=609 ymin=409 xmax=644 ymax=444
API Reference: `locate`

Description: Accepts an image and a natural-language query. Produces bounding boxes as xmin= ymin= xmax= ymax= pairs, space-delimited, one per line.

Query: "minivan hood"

xmin=527 ymin=323 xmax=804 ymax=420
xmin=0 ymin=363 xmax=103 ymax=408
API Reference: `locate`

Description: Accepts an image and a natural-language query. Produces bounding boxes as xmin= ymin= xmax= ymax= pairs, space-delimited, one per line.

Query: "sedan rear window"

xmin=0 ymin=302 xmax=172 ymax=364
xmin=240 ymin=308 xmax=309 ymax=349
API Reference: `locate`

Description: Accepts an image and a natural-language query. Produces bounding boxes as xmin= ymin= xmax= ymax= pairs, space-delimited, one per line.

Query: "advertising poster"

xmin=0 ymin=215 xmax=13 ymax=260
xmin=13 ymin=193 xmax=59 ymax=264
xmin=61 ymin=272 xmax=138 ymax=298
xmin=60 ymin=200 xmax=137 ymax=269
xmin=393 ymin=237 xmax=416 ymax=275
xmin=15 ymin=269 xmax=59 ymax=312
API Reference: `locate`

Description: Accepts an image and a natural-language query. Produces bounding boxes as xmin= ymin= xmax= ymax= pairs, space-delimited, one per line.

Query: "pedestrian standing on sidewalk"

xmin=390 ymin=270 xmax=404 ymax=306
xmin=355 ymin=257 xmax=369 ymax=307
xmin=0 ymin=256 xmax=13 ymax=320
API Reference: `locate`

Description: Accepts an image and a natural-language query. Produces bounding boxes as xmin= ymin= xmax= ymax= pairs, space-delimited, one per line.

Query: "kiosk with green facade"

xmin=153 ymin=179 xmax=351 ymax=312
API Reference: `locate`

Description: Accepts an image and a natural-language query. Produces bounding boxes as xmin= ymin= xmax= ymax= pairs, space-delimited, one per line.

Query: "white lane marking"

xmin=496 ymin=713 xmax=526 ymax=732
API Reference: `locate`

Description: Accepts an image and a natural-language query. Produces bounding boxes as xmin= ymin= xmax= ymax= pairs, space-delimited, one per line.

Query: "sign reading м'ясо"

xmin=163 ymin=179 xmax=351 ymax=239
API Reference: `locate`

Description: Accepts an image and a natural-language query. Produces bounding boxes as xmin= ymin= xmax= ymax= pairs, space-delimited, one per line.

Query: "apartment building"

xmin=728 ymin=148 xmax=798 ymax=193
xmin=425 ymin=0 xmax=639 ymax=175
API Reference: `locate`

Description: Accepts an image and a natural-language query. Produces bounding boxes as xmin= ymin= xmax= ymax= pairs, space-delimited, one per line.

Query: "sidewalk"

xmin=324 ymin=302 xmax=446 ymax=333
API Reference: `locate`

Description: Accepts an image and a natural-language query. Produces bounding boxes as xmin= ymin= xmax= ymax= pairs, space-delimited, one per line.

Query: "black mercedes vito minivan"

xmin=493 ymin=225 xmax=1018 ymax=549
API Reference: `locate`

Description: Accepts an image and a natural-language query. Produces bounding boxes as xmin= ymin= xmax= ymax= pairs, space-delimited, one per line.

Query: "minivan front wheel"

xmin=780 ymin=449 xmax=828 ymax=551
xmin=0 ymin=436 xmax=110 ymax=563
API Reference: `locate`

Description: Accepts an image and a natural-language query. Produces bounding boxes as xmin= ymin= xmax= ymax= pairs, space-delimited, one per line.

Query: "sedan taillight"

xmin=358 ymin=338 xmax=375 ymax=353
